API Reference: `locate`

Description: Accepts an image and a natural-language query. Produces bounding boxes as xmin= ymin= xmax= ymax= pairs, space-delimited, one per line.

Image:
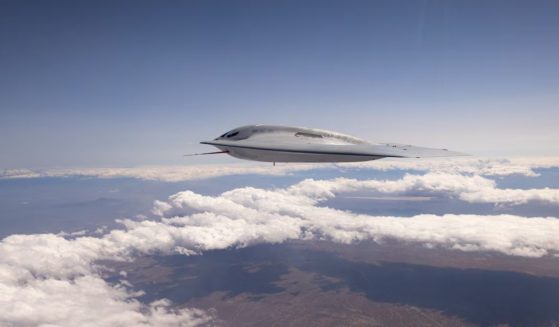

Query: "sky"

xmin=1 ymin=0 xmax=558 ymax=168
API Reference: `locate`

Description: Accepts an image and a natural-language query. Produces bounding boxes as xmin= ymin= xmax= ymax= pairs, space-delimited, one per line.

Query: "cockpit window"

xmin=226 ymin=131 xmax=239 ymax=138
xmin=295 ymin=132 xmax=323 ymax=138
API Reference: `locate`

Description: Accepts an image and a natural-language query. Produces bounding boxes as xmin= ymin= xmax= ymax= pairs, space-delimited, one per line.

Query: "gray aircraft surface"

xmin=190 ymin=125 xmax=467 ymax=163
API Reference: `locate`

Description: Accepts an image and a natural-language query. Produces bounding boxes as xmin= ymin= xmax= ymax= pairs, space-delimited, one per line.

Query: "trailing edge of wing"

xmin=184 ymin=150 xmax=229 ymax=156
xmin=376 ymin=144 xmax=469 ymax=158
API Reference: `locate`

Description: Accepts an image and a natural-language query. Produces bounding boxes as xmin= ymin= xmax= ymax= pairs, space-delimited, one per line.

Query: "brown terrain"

xmin=109 ymin=241 xmax=559 ymax=327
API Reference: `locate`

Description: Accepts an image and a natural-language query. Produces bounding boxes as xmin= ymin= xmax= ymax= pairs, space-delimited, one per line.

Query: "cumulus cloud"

xmin=0 ymin=234 xmax=213 ymax=327
xmin=2 ymin=157 xmax=559 ymax=182
xmin=290 ymin=173 xmax=559 ymax=205
xmin=338 ymin=157 xmax=559 ymax=177
xmin=150 ymin=183 xmax=559 ymax=257
xmin=1 ymin=274 xmax=209 ymax=327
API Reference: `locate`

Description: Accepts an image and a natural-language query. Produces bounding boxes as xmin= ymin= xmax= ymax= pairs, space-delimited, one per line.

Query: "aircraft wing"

xmin=201 ymin=139 xmax=467 ymax=158
xmin=370 ymin=143 xmax=468 ymax=158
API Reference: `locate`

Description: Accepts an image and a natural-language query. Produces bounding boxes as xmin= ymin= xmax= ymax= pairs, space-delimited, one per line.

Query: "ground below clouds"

xmin=111 ymin=241 xmax=559 ymax=327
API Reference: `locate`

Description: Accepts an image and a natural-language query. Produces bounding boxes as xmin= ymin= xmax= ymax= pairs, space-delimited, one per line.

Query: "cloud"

xmin=290 ymin=173 xmax=559 ymax=205
xmin=2 ymin=157 xmax=559 ymax=182
xmin=150 ymin=183 xmax=559 ymax=257
xmin=0 ymin=164 xmax=321 ymax=182
xmin=0 ymin=234 xmax=213 ymax=327
xmin=338 ymin=157 xmax=559 ymax=177
xmin=1 ymin=273 xmax=210 ymax=327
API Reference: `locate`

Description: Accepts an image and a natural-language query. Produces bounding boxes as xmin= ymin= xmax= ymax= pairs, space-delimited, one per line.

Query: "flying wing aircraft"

xmin=189 ymin=125 xmax=467 ymax=163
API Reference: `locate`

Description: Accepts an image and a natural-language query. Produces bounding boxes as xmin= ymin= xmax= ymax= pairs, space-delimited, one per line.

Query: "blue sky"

xmin=1 ymin=0 xmax=558 ymax=168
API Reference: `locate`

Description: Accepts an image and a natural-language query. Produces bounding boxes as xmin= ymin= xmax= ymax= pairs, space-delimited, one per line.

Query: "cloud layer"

xmin=0 ymin=164 xmax=321 ymax=182
xmin=292 ymin=173 xmax=559 ymax=205
xmin=150 ymin=181 xmax=559 ymax=257
xmin=0 ymin=234 xmax=213 ymax=327
xmin=2 ymin=157 xmax=559 ymax=182
xmin=339 ymin=157 xmax=559 ymax=177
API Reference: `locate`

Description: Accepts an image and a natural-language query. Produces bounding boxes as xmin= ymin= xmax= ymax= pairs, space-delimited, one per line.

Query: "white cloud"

xmin=2 ymin=157 xmax=559 ymax=182
xmin=0 ymin=234 xmax=213 ymax=327
xmin=1 ymin=274 xmax=209 ymax=327
xmin=290 ymin=173 xmax=559 ymax=205
xmin=150 ymin=184 xmax=559 ymax=257
xmin=338 ymin=157 xmax=559 ymax=177
xmin=0 ymin=164 xmax=322 ymax=182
